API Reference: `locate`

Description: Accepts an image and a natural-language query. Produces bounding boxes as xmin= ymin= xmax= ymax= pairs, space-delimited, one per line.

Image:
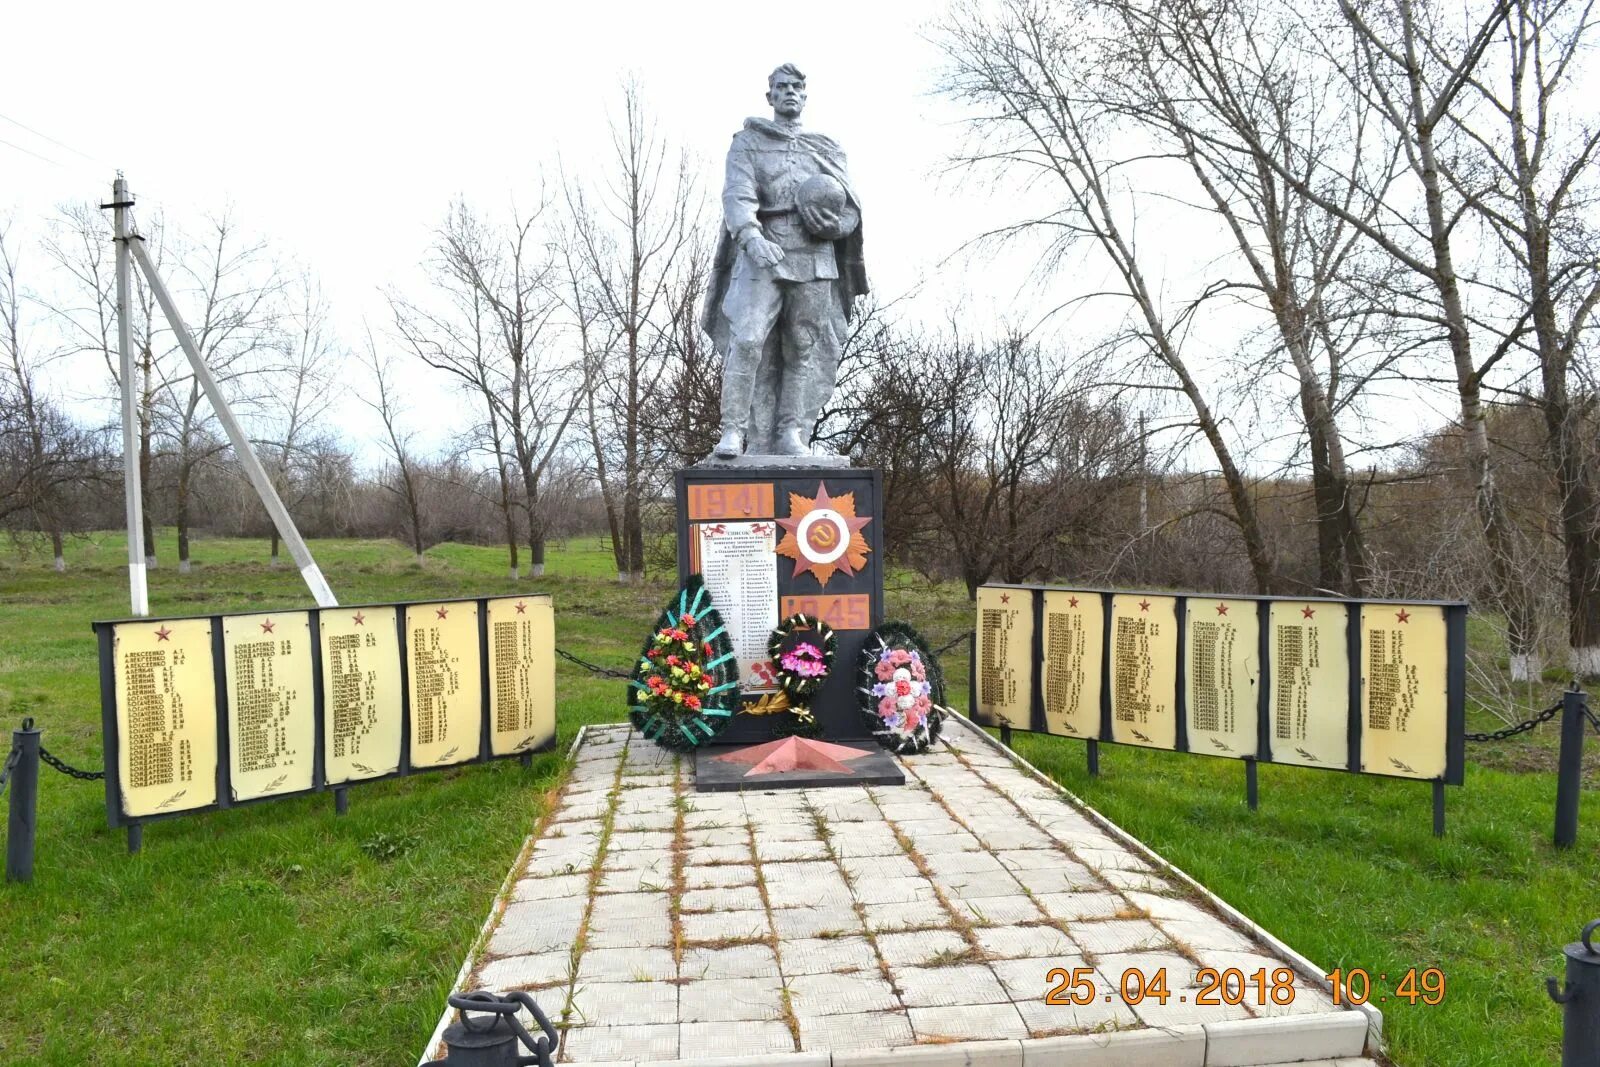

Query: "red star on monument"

xmin=155 ymin=625 xmax=172 ymax=642
xmin=1138 ymin=599 xmax=1151 ymax=612
xmin=774 ymin=482 xmax=873 ymax=587
xmin=1396 ymin=608 xmax=1411 ymax=623
xmin=712 ymin=736 xmax=873 ymax=777
xmin=1215 ymin=603 xmax=1229 ymax=616
xmin=1000 ymin=593 xmax=1010 ymax=604
xmin=260 ymin=618 xmax=275 ymax=634
xmin=1068 ymin=596 xmax=1079 ymax=608
xmin=352 ymin=611 xmax=366 ymax=626
xmin=515 ymin=601 xmax=527 ymax=614
xmin=1301 ymin=605 xmax=1316 ymax=619
xmin=436 ymin=606 xmax=449 ymax=619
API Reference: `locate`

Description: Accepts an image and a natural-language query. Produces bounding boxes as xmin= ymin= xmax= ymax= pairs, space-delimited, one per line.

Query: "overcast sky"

xmin=1 ymin=0 xmax=1461 ymax=470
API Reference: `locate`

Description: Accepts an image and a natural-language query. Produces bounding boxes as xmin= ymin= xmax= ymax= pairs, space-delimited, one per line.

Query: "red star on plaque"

xmin=260 ymin=618 xmax=275 ymax=634
xmin=352 ymin=611 xmax=366 ymax=626
xmin=1301 ymin=605 xmax=1316 ymax=619
xmin=515 ymin=601 xmax=527 ymax=615
xmin=1000 ymin=593 xmax=1010 ymax=604
xmin=436 ymin=606 xmax=449 ymax=619
xmin=155 ymin=625 xmax=172 ymax=642
xmin=1138 ymin=599 xmax=1151 ymax=612
xmin=1396 ymin=608 xmax=1411 ymax=623
xmin=1215 ymin=603 xmax=1229 ymax=616
xmin=712 ymin=736 xmax=873 ymax=777
xmin=774 ymin=483 xmax=872 ymax=588
xmin=1068 ymin=596 xmax=1079 ymax=608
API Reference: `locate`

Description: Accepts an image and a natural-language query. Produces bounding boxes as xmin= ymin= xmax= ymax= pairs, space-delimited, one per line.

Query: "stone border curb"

xmin=944 ymin=711 xmax=1386 ymax=1057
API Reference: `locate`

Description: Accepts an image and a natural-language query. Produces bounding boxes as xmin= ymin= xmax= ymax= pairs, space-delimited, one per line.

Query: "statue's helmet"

xmin=796 ymin=174 xmax=847 ymax=236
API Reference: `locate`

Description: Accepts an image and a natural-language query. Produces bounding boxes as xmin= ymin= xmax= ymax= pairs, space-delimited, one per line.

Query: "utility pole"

xmin=105 ymin=175 xmax=148 ymax=616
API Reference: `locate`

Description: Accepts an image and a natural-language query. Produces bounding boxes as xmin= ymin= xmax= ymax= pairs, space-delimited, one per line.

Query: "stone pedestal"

xmin=675 ymin=458 xmax=884 ymax=744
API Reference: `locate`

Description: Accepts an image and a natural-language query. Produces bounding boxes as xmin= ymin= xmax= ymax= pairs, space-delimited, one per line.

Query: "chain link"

xmin=38 ymin=745 xmax=104 ymax=781
xmin=555 ymin=646 xmax=633 ymax=680
xmin=0 ymin=739 xmax=20 ymax=798
xmin=932 ymin=631 xmax=974 ymax=657
xmin=1465 ymin=699 xmax=1565 ymax=743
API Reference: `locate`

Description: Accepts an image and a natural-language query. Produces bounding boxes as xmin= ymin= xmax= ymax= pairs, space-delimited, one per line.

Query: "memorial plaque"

xmin=112 ymin=617 xmax=218 ymax=817
xmin=486 ymin=595 xmax=556 ymax=756
xmin=686 ymin=481 xmax=776 ymax=521
xmin=1108 ymin=594 xmax=1178 ymax=749
xmin=1184 ymin=598 xmax=1260 ymax=759
xmin=1268 ymin=601 xmax=1350 ymax=768
xmin=222 ymin=612 xmax=315 ymax=801
xmin=695 ymin=520 xmax=781 ymax=692
xmin=320 ymin=605 xmax=403 ymax=784
xmin=975 ymin=587 xmax=1032 ymax=727
xmin=1360 ymin=603 xmax=1448 ymax=779
xmin=405 ymin=602 xmax=482 ymax=768
xmin=779 ymin=593 xmax=871 ymax=631
xmin=1041 ymin=590 xmax=1102 ymax=737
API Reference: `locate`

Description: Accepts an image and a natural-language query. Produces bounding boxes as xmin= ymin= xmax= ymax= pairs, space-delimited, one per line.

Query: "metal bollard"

xmin=6 ymin=717 xmax=41 ymax=884
xmin=422 ymin=990 xmax=557 ymax=1067
xmin=1553 ymin=688 xmax=1587 ymax=848
xmin=1547 ymin=918 xmax=1600 ymax=1067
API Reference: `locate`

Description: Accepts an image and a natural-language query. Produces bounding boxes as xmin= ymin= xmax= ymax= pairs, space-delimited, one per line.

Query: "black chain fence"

xmin=0 ymin=740 xmax=20 ymax=799
xmin=38 ymin=745 xmax=103 ymax=781
xmin=1465 ymin=696 xmax=1600 ymax=744
xmin=555 ymin=631 xmax=975 ymax=682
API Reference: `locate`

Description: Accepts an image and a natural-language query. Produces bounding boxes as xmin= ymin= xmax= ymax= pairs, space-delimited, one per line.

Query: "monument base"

xmin=693 ymin=738 xmax=905 ymax=792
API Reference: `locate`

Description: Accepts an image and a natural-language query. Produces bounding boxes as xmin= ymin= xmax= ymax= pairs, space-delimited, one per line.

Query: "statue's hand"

xmin=743 ymin=234 xmax=786 ymax=269
xmin=798 ymin=202 xmax=843 ymax=239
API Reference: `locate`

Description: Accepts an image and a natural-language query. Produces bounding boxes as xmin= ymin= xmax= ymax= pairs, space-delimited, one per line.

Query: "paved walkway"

xmin=423 ymin=717 xmax=1382 ymax=1066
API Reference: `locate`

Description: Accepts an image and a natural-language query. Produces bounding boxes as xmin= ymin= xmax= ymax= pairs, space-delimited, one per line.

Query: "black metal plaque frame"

xmin=971 ymin=584 xmax=1469 ymax=787
xmin=674 ymin=465 xmax=886 ymax=742
xmin=92 ymin=593 xmax=560 ymax=836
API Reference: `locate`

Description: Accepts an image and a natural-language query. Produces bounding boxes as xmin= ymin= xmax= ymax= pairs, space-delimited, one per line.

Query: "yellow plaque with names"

xmin=1360 ymin=603 xmax=1448 ymax=779
xmin=485 ymin=595 xmax=556 ymax=756
xmin=113 ymin=617 xmax=218 ymax=817
xmin=1185 ymin=598 xmax=1260 ymax=759
xmin=1041 ymin=590 xmax=1102 ymax=738
xmin=222 ymin=612 xmax=315 ymax=801
xmin=1268 ymin=601 xmax=1350 ymax=768
xmin=406 ymin=602 xmax=482 ymax=768
xmin=320 ymin=605 xmax=403 ymax=784
xmin=1108 ymin=594 xmax=1178 ymax=749
xmin=975 ymin=587 xmax=1032 ymax=727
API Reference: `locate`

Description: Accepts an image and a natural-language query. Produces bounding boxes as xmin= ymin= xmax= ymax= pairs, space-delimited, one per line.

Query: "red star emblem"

xmin=1215 ymin=603 xmax=1228 ymax=616
xmin=515 ymin=601 xmax=527 ymax=614
xmin=260 ymin=618 xmax=275 ymax=634
xmin=1138 ymin=599 xmax=1151 ymax=612
xmin=155 ymin=625 xmax=172 ymax=642
xmin=1396 ymin=608 xmax=1411 ymax=623
xmin=1000 ymin=593 xmax=1010 ymax=604
xmin=1301 ymin=605 xmax=1316 ymax=619
xmin=435 ymin=606 xmax=449 ymax=619
xmin=1067 ymin=596 xmax=1079 ymax=608
xmin=352 ymin=611 xmax=366 ymax=626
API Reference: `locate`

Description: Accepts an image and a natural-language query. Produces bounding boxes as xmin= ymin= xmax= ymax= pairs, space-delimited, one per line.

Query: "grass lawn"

xmin=0 ymin=531 xmax=1594 ymax=1065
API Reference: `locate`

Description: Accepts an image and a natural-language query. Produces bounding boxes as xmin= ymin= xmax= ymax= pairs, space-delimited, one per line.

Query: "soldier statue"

xmin=703 ymin=63 xmax=870 ymax=458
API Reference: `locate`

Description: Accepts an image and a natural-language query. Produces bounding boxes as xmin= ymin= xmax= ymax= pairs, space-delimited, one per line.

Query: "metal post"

xmin=124 ymin=235 xmax=338 ymax=609
xmin=1432 ymin=780 xmax=1445 ymax=837
xmin=999 ymin=722 xmax=1013 ymax=749
xmin=1245 ymin=758 xmax=1259 ymax=812
xmin=1548 ymin=919 xmax=1600 ymax=1067
xmin=5 ymin=719 xmax=40 ymax=883
xmin=334 ymin=787 xmax=349 ymax=816
xmin=1554 ymin=688 xmax=1585 ymax=849
xmin=107 ymin=176 xmax=147 ymax=616
xmin=1087 ymin=739 xmax=1100 ymax=777
xmin=519 ymin=751 xmax=534 ymax=770
xmin=127 ymin=822 xmax=142 ymax=854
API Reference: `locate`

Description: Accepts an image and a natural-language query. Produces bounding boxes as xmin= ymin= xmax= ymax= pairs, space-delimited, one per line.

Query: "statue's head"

xmin=766 ymin=63 xmax=807 ymax=120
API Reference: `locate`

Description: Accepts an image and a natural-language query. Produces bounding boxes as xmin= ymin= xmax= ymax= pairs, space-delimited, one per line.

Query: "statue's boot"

xmin=715 ymin=351 xmax=760 ymax=458
xmin=775 ymin=426 xmax=810 ymax=455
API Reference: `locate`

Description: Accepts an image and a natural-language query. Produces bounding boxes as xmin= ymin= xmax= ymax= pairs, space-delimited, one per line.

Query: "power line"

xmin=0 ymin=111 xmax=100 ymax=164
xmin=0 ymin=135 xmax=62 ymax=169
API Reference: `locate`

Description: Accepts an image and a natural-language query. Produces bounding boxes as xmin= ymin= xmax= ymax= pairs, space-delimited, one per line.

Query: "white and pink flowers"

xmin=871 ymin=647 xmax=933 ymax=733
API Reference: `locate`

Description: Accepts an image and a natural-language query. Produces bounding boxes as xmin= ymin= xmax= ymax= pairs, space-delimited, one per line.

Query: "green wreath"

xmin=768 ymin=613 xmax=837 ymax=698
xmin=627 ymin=575 xmax=739 ymax=750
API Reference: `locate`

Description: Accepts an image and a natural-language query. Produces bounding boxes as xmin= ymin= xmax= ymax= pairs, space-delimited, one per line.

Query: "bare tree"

xmin=359 ymin=329 xmax=428 ymax=565
xmin=938 ymin=0 xmax=1281 ymax=592
xmin=561 ymin=81 xmax=704 ymax=583
xmin=263 ymin=271 xmax=339 ymax=568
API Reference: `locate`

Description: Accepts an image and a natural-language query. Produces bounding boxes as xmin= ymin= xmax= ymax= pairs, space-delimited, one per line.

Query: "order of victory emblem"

xmin=775 ymin=483 xmax=872 ymax=588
